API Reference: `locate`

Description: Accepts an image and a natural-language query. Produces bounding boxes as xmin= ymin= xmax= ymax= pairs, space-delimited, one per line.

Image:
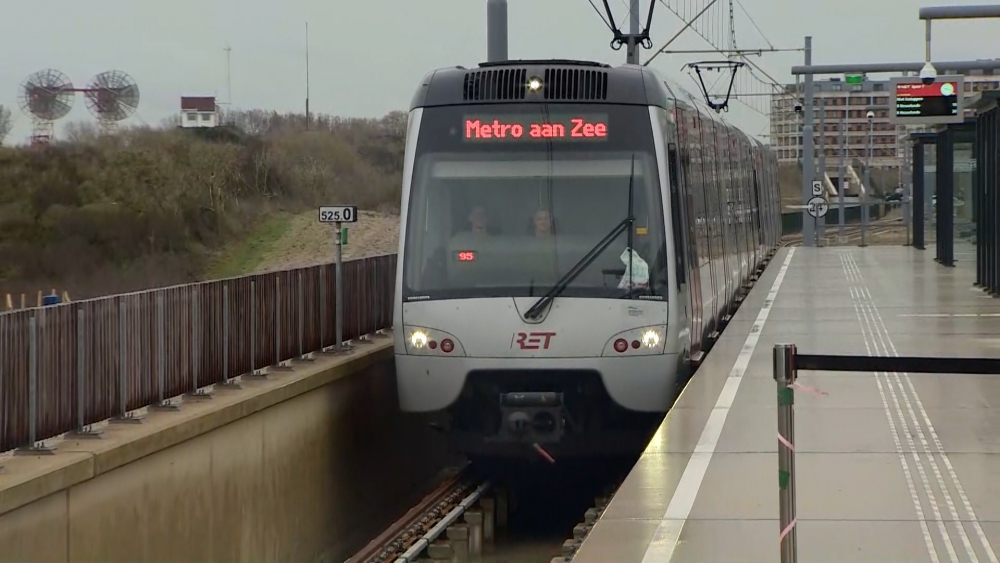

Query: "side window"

xmin=667 ymin=143 xmax=686 ymax=285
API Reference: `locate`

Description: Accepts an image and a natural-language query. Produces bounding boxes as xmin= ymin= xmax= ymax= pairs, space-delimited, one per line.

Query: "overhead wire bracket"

xmin=685 ymin=60 xmax=745 ymax=113
xmin=599 ymin=0 xmax=656 ymax=63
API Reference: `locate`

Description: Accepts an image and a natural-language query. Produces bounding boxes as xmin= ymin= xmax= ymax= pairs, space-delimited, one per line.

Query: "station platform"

xmin=572 ymin=244 xmax=1000 ymax=563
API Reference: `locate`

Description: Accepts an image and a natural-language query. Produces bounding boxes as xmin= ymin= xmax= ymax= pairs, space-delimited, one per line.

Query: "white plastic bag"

xmin=617 ymin=248 xmax=650 ymax=290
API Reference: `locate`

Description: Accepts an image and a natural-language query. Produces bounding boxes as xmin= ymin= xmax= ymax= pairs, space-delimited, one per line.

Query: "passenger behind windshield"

xmin=524 ymin=207 xmax=559 ymax=287
xmin=451 ymin=205 xmax=496 ymax=247
xmin=531 ymin=208 xmax=554 ymax=239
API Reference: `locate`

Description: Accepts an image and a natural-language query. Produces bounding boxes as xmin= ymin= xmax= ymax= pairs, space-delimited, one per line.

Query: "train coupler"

xmin=499 ymin=392 xmax=565 ymax=444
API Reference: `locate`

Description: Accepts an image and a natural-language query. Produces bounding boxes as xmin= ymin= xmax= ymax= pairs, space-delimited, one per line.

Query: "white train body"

xmin=393 ymin=60 xmax=781 ymax=460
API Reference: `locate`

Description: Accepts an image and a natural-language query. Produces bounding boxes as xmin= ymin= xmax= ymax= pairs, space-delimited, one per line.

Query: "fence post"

xmin=216 ymin=284 xmax=241 ymax=390
xmin=275 ymin=277 xmax=282 ymax=362
xmin=298 ymin=271 xmax=304 ymax=358
xmin=0 ymin=314 xmax=3 ymax=468
xmin=272 ymin=277 xmax=294 ymax=372
xmin=374 ymin=258 xmax=385 ymax=337
xmin=358 ymin=261 xmax=373 ymax=345
xmin=335 ymin=227 xmax=345 ymax=352
xmin=247 ymin=280 xmax=266 ymax=379
xmin=320 ymin=267 xmax=326 ymax=350
xmin=223 ymin=284 xmax=229 ymax=381
xmin=774 ymin=343 xmax=797 ymax=563
xmin=71 ymin=307 xmax=102 ymax=437
xmin=251 ymin=280 xmax=256 ymax=374
xmin=296 ymin=271 xmax=314 ymax=363
xmin=112 ymin=300 xmax=143 ymax=424
xmin=152 ymin=293 xmax=180 ymax=410
xmin=187 ymin=287 xmax=211 ymax=399
xmin=16 ymin=314 xmax=56 ymax=454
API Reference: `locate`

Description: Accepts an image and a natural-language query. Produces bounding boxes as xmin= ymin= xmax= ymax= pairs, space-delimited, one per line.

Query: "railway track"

xmin=346 ymin=464 xmax=491 ymax=563
xmin=783 ymin=218 xmax=908 ymax=246
xmin=344 ymin=462 xmax=631 ymax=563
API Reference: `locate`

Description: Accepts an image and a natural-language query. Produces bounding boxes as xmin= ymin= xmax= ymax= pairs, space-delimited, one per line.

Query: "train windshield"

xmin=402 ymin=103 xmax=667 ymax=301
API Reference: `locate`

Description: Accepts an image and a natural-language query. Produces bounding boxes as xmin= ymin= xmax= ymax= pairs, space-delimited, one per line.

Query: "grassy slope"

xmin=203 ymin=212 xmax=295 ymax=279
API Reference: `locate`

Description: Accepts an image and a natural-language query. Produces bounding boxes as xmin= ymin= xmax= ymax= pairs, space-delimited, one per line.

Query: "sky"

xmin=1 ymin=0 xmax=997 ymax=145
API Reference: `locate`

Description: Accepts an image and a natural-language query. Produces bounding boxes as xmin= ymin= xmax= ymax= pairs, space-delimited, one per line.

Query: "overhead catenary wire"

xmin=733 ymin=0 xmax=774 ymax=50
xmin=588 ymin=0 xmax=617 ymax=31
xmin=584 ymin=0 xmax=803 ymax=138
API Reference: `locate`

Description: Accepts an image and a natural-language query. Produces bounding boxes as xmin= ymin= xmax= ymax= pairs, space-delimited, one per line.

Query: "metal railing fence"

xmin=0 ymin=253 xmax=396 ymax=454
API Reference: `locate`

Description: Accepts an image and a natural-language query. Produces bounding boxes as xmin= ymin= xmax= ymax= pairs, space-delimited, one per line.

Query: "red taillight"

xmin=429 ymin=340 xmax=438 ymax=349
xmin=614 ymin=339 xmax=628 ymax=353
xmin=441 ymin=339 xmax=454 ymax=353
xmin=631 ymin=340 xmax=640 ymax=349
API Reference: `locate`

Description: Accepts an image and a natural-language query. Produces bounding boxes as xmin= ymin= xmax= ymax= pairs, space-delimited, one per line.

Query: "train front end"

xmin=394 ymin=61 xmax=683 ymax=461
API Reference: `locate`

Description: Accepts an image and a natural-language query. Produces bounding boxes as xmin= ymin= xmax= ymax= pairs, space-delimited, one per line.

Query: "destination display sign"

xmin=463 ymin=114 xmax=609 ymax=142
xmin=890 ymin=75 xmax=965 ymax=125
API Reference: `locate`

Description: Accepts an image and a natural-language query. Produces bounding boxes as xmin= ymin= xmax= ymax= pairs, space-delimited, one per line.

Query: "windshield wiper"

xmin=523 ymin=156 xmax=636 ymax=320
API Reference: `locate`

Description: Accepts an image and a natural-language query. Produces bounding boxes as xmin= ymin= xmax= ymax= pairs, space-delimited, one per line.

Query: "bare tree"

xmin=159 ymin=114 xmax=181 ymax=129
xmin=63 ymin=120 xmax=101 ymax=144
xmin=0 ymin=104 xmax=12 ymax=145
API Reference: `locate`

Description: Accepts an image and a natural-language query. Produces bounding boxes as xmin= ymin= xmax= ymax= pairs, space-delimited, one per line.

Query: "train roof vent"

xmin=478 ymin=59 xmax=610 ymax=69
xmin=463 ymin=68 xmax=528 ymax=101
xmin=542 ymin=68 xmax=608 ymax=101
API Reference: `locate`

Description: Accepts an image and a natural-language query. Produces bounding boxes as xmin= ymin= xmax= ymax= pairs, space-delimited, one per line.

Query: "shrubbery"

xmin=0 ymin=109 xmax=406 ymax=298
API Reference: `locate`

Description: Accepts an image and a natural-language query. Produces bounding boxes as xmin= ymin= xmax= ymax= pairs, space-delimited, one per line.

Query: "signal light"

xmin=441 ymin=339 xmax=455 ymax=353
xmin=613 ymin=339 xmax=628 ymax=353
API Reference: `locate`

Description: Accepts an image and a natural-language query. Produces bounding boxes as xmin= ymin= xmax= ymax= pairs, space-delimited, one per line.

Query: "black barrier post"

xmin=936 ymin=127 xmax=956 ymax=267
xmin=983 ymin=104 xmax=996 ymax=293
xmin=971 ymin=92 xmax=1000 ymax=296
xmin=988 ymin=106 xmax=1000 ymax=295
xmin=976 ymin=109 xmax=986 ymax=287
xmin=774 ymin=343 xmax=797 ymax=563
xmin=912 ymin=136 xmax=926 ymax=250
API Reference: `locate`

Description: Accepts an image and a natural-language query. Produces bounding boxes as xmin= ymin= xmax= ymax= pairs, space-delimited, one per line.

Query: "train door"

xmin=715 ymin=126 xmax=735 ymax=315
xmin=668 ymin=140 xmax=702 ymax=359
xmin=750 ymin=148 xmax=764 ymax=263
xmin=740 ymin=140 xmax=757 ymax=274
xmin=734 ymin=136 xmax=750 ymax=285
xmin=691 ymin=109 xmax=718 ymax=338
xmin=678 ymin=107 xmax=715 ymax=349
xmin=730 ymin=135 xmax=747 ymax=282
xmin=705 ymin=118 xmax=728 ymax=325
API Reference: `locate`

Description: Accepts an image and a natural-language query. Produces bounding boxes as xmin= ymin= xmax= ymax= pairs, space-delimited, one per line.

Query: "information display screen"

xmin=456 ymin=250 xmax=476 ymax=262
xmin=463 ymin=114 xmax=609 ymax=142
xmin=890 ymin=76 xmax=964 ymax=125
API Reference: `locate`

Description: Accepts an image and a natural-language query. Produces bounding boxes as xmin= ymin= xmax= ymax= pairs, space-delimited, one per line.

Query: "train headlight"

xmin=602 ymin=325 xmax=667 ymax=356
xmin=641 ymin=329 xmax=661 ymax=348
xmin=410 ymin=330 xmax=429 ymax=349
xmin=527 ymin=77 xmax=542 ymax=91
xmin=402 ymin=325 xmax=466 ymax=356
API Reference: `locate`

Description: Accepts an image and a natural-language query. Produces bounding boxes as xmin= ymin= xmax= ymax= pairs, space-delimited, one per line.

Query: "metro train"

xmin=392 ymin=59 xmax=782 ymax=462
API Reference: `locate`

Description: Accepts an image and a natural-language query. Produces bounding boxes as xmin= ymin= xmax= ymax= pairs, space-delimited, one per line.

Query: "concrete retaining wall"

xmin=0 ymin=337 xmax=455 ymax=563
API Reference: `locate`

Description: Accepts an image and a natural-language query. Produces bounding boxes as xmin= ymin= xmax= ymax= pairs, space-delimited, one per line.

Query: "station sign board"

xmin=889 ymin=75 xmax=965 ymax=125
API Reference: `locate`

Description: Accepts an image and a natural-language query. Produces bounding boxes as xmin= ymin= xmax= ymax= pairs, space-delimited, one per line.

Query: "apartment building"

xmin=770 ymin=69 xmax=1000 ymax=167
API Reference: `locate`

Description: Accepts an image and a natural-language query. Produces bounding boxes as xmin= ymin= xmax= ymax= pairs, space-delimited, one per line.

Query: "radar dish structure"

xmin=84 ymin=70 xmax=140 ymax=133
xmin=18 ymin=69 xmax=75 ymax=146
